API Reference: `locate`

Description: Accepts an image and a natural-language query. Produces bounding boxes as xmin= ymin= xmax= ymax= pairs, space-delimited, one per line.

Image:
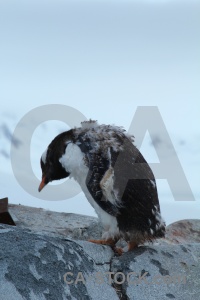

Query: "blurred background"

xmin=0 ymin=0 xmax=199 ymax=224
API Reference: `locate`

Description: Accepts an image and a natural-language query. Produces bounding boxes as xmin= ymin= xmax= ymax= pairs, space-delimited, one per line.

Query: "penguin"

xmin=38 ymin=120 xmax=165 ymax=253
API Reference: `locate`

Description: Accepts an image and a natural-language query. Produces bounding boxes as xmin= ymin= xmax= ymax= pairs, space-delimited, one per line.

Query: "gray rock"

xmin=9 ymin=204 xmax=101 ymax=240
xmin=0 ymin=224 xmax=117 ymax=300
xmin=111 ymin=244 xmax=200 ymax=300
xmin=1 ymin=204 xmax=200 ymax=299
xmin=164 ymin=219 xmax=200 ymax=244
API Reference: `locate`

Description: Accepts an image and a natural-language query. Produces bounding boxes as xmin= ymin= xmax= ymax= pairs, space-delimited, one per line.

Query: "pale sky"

xmin=0 ymin=0 xmax=199 ymax=224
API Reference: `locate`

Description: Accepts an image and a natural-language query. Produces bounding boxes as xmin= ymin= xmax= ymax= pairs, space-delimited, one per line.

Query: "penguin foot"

xmin=128 ymin=241 xmax=138 ymax=251
xmin=113 ymin=241 xmax=138 ymax=255
xmin=88 ymin=238 xmax=116 ymax=246
xmin=113 ymin=247 xmax=123 ymax=256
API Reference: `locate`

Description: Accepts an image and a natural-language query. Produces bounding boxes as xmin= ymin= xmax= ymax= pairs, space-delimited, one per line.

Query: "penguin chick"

xmin=39 ymin=120 xmax=165 ymax=253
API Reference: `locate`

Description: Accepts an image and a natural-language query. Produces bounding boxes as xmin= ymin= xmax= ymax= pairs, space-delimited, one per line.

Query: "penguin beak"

xmin=38 ymin=176 xmax=46 ymax=192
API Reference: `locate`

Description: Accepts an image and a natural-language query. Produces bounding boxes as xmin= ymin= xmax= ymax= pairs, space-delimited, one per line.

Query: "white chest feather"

xmin=59 ymin=143 xmax=119 ymax=238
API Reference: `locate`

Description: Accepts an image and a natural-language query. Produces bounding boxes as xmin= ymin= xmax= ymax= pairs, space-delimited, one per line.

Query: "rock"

xmin=0 ymin=224 xmax=117 ymax=300
xmin=111 ymin=243 xmax=200 ymax=300
xmin=0 ymin=204 xmax=199 ymax=299
xmin=164 ymin=219 xmax=200 ymax=244
xmin=9 ymin=204 xmax=101 ymax=240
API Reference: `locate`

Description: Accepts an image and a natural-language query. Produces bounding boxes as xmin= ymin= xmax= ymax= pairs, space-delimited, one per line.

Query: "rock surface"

xmin=0 ymin=204 xmax=199 ymax=300
xmin=9 ymin=204 xmax=100 ymax=240
xmin=164 ymin=219 xmax=200 ymax=244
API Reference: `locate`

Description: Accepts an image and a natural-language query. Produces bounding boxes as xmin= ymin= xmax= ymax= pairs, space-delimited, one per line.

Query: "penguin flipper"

xmin=86 ymin=153 xmax=119 ymax=217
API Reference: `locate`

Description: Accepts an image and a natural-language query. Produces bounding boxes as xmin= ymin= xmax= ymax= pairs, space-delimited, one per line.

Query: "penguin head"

xmin=38 ymin=130 xmax=74 ymax=192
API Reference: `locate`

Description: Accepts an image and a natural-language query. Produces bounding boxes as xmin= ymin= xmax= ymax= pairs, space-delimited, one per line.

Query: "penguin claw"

xmin=113 ymin=247 xmax=123 ymax=256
